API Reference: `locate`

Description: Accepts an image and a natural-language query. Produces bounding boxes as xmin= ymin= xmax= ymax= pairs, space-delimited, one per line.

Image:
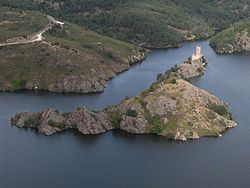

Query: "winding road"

xmin=0 ymin=15 xmax=62 ymax=47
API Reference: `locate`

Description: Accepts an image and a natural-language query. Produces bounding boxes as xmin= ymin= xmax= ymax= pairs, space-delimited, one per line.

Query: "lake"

xmin=1 ymin=41 xmax=250 ymax=188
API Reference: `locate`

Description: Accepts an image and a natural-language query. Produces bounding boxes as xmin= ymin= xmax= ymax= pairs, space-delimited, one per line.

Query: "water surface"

xmin=1 ymin=41 xmax=250 ymax=188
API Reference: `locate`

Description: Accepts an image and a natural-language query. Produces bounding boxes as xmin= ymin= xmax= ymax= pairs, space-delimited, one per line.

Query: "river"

xmin=0 ymin=41 xmax=250 ymax=188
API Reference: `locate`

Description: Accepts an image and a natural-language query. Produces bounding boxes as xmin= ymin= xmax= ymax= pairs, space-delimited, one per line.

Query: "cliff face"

xmin=11 ymin=53 xmax=237 ymax=141
xmin=12 ymin=108 xmax=112 ymax=136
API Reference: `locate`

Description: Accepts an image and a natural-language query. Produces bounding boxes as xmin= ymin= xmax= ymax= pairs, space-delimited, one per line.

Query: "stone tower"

xmin=192 ymin=46 xmax=202 ymax=61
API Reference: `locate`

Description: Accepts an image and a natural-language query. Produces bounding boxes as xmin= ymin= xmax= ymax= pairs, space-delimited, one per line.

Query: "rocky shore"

xmin=11 ymin=47 xmax=237 ymax=141
xmin=0 ymin=45 xmax=147 ymax=94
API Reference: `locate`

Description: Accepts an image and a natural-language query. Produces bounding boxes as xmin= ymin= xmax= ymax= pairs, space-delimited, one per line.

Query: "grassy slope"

xmin=0 ymin=7 xmax=140 ymax=92
xmin=1 ymin=0 xmax=250 ymax=48
xmin=0 ymin=6 xmax=48 ymax=42
xmin=210 ymin=18 xmax=250 ymax=53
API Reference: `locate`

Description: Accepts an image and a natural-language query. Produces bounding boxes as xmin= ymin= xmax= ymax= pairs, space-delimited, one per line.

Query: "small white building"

xmin=191 ymin=46 xmax=203 ymax=61
xmin=47 ymin=15 xmax=65 ymax=28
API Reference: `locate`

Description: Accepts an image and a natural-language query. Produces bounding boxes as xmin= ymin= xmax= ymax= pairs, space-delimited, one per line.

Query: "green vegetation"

xmin=126 ymin=109 xmax=138 ymax=117
xmin=197 ymin=67 xmax=203 ymax=73
xmin=166 ymin=132 xmax=175 ymax=140
xmin=47 ymin=119 xmax=56 ymax=126
xmin=210 ymin=18 xmax=250 ymax=53
xmin=48 ymin=119 xmax=65 ymax=128
xmin=148 ymin=115 xmax=164 ymax=135
xmin=0 ymin=7 xmax=141 ymax=93
xmin=170 ymin=78 xmax=177 ymax=84
xmin=0 ymin=6 xmax=48 ymax=42
xmin=2 ymin=0 xmax=250 ymax=48
xmin=209 ymin=104 xmax=232 ymax=119
xmin=10 ymin=79 xmax=26 ymax=90
xmin=109 ymin=111 xmax=122 ymax=129
xmin=24 ymin=113 xmax=41 ymax=127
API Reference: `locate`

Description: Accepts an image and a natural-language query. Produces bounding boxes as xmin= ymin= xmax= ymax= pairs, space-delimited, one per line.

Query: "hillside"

xmin=0 ymin=7 xmax=146 ymax=93
xmin=210 ymin=18 xmax=250 ymax=54
xmin=1 ymin=0 xmax=250 ymax=48
xmin=11 ymin=51 xmax=237 ymax=141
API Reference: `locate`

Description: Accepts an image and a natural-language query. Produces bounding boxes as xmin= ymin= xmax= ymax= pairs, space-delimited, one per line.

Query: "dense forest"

xmin=1 ymin=0 xmax=250 ymax=48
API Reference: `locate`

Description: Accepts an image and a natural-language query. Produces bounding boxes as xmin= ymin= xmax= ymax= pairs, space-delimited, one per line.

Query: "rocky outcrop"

xmin=69 ymin=107 xmax=112 ymax=135
xmin=11 ymin=49 xmax=237 ymax=141
xmin=176 ymin=57 xmax=207 ymax=79
xmin=11 ymin=108 xmax=112 ymax=135
xmin=126 ymin=49 xmax=148 ymax=65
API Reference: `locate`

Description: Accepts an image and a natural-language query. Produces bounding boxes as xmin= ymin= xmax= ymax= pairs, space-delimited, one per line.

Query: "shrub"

xmin=156 ymin=73 xmax=163 ymax=81
xmin=219 ymin=119 xmax=226 ymax=126
xmin=138 ymin=98 xmax=147 ymax=108
xmin=166 ymin=132 xmax=175 ymax=140
xmin=209 ymin=104 xmax=231 ymax=118
xmin=170 ymin=78 xmax=177 ymax=84
xmin=171 ymin=96 xmax=176 ymax=100
xmin=110 ymin=111 xmax=121 ymax=128
xmin=126 ymin=109 xmax=138 ymax=117
xmin=106 ymin=52 xmax=114 ymax=59
xmin=149 ymin=115 xmax=164 ymax=134
xmin=197 ymin=67 xmax=203 ymax=73
xmin=11 ymin=79 xmax=27 ymax=90
xmin=169 ymin=65 xmax=179 ymax=73
xmin=48 ymin=119 xmax=56 ymax=126
xmin=24 ymin=114 xmax=41 ymax=127
xmin=124 ymin=96 xmax=130 ymax=100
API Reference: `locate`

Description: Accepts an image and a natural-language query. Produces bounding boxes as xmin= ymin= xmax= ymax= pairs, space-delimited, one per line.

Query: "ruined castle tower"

xmin=191 ymin=46 xmax=202 ymax=61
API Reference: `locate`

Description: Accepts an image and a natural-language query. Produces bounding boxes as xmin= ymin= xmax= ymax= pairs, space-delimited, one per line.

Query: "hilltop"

xmin=11 ymin=48 xmax=237 ymax=141
xmin=210 ymin=18 xmax=250 ymax=54
xmin=1 ymin=0 xmax=250 ymax=48
xmin=0 ymin=7 xmax=146 ymax=93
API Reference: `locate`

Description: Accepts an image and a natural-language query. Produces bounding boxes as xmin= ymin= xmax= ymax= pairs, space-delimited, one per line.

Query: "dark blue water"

xmin=1 ymin=41 xmax=250 ymax=188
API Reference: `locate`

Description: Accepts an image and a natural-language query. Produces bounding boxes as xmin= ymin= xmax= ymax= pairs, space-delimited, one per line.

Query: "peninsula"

xmin=210 ymin=18 xmax=250 ymax=54
xmin=0 ymin=7 xmax=147 ymax=94
xmin=11 ymin=46 xmax=237 ymax=141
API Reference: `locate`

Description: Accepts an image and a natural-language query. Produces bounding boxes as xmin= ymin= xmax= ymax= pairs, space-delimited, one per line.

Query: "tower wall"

xmin=192 ymin=46 xmax=202 ymax=61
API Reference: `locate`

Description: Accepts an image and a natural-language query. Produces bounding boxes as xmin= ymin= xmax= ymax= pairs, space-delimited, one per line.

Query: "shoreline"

xmin=0 ymin=38 xmax=209 ymax=95
xmin=11 ymin=47 xmax=237 ymax=141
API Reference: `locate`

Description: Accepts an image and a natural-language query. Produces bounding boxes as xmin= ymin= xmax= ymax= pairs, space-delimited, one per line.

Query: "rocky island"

xmin=11 ymin=46 xmax=237 ymax=141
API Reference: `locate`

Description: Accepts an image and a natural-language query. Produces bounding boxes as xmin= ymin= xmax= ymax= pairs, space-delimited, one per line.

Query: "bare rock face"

xmin=52 ymin=75 xmax=108 ymax=93
xmin=112 ymin=100 xmax=149 ymax=134
xmin=175 ymin=129 xmax=199 ymax=141
xmin=145 ymin=95 xmax=177 ymax=116
xmin=120 ymin=115 xmax=148 ymax=134
xmin=126 ymin=49 xmax=148 ymax=64
xmin=39 ymin=109 xmax=70 ymax=135
xmin=11 ymin=108 xmax=112 ymax=135
xmin=176 ymin=57 xmax=207 ymax=79
xmin=69 ymin=107 xmax=112 ymax=134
